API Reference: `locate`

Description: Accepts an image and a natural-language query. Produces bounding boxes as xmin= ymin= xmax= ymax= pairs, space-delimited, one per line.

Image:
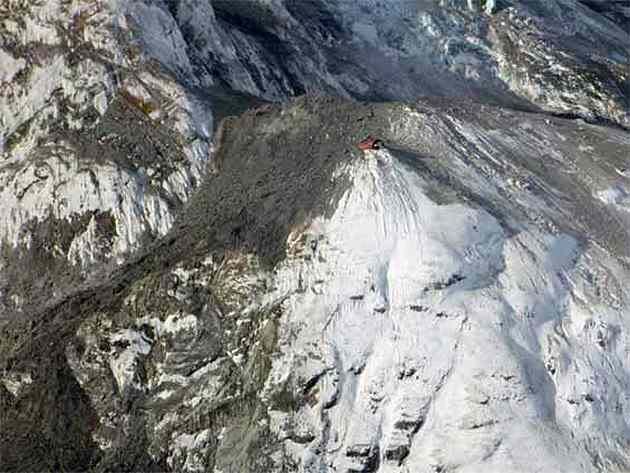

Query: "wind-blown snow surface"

xmin=263 ymin=148 xmax=630 ymax=470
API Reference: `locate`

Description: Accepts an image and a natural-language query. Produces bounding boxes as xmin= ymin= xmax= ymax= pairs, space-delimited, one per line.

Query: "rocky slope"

xmin=0 ymin=0 xmax=220 ymax=314
xmin=1 ymin=0 xmax=630 ymax=472
xmin=3 ymin=96 xmax=630 ymax=472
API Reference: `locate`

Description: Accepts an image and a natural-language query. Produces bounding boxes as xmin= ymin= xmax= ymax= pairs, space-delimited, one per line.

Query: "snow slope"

xmin=266 ymin=149 xmax=615 ymax=472
xmin=256 ymin=106 xmax=630 ymax=472
xmin=0 ymin=0 xmax=211 ymax=259
xmin=0 ymin=0 xmax=215 ymax=314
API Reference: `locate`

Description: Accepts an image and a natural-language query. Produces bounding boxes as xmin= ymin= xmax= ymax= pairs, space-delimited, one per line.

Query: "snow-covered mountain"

xmin=1 ymin=1 xmax=629 ymax=472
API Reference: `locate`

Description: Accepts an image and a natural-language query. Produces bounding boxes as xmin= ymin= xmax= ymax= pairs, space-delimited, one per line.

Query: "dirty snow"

xmin=168 ymin=429 xmax=212 ymax=473
xmin=0 ymin=49 xmax=26 ymax=84
xmin=109 ymin=328 xmax=152 ymax=393
xmin=1 ymin=371 xmax=33 ymax=397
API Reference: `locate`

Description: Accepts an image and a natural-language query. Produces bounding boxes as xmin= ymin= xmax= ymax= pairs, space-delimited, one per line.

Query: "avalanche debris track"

xmin=2 ymin=95 xmax=630 ymax=472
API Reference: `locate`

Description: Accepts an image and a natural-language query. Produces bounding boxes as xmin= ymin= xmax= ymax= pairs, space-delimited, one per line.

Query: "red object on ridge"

xmin=357 ymin=135 xmax=384 ymax=151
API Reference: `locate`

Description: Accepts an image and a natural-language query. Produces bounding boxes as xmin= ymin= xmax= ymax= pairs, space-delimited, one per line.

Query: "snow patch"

xmin=168 ymin=429 xmax=212 ymax=473
xmin=1 ymin=371 xmax=33 ymax=397
xmin=597 ymin=184 xmax=630 ymax=208
xmin=0 ymin=49 xmax=26 ymax=84
xmin=109 ymin=328 xmax=152 ymax=393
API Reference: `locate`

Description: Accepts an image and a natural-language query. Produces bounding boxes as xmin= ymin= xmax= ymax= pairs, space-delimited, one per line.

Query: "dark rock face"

xmin=0 ymin=210 xmax=115 ymax=316
xmin=163 ymin=0 xmax=629 ymax=124
xmin=0 ymin=351 xmax=101 ymax=471
xmin=578 ymin=0 xmax=630 ymax=27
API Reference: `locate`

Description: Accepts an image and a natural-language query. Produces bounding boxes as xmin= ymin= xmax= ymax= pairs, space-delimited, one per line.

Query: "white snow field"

xmin=264 ymin=142 xmax=630 ymax=472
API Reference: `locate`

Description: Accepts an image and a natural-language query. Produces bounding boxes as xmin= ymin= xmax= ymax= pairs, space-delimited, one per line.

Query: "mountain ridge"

xmin=1 ymin=0 xmax=630 ymax=471
xmin=3 ymin=94 xmax=630 ymax=471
